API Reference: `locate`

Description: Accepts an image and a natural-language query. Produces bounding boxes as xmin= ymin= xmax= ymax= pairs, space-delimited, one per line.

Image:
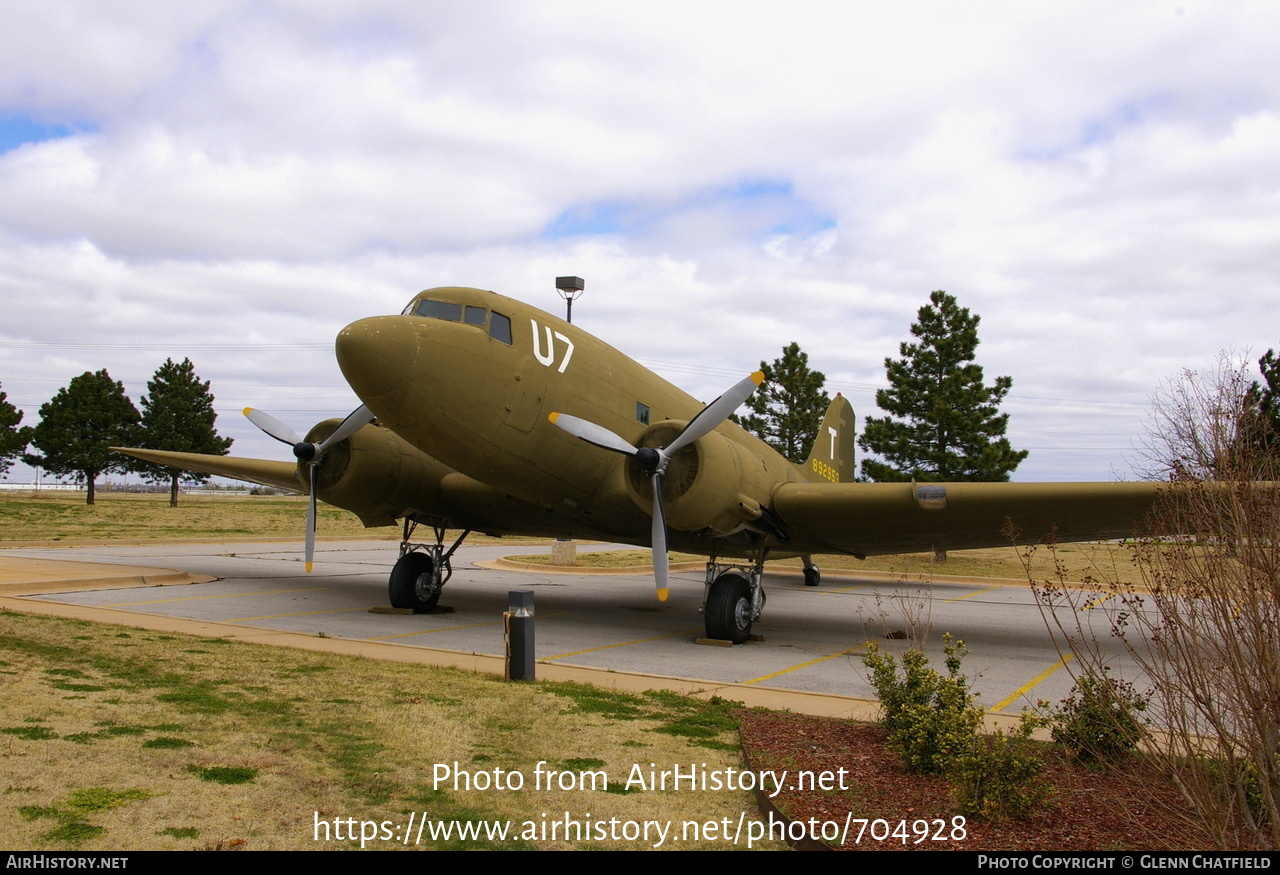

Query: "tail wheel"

xmin=705 ymin=572 xmax=753 ymax=644
xmin=804 ymin=564 xmax=821 ymax=587
xmin=389 ymin=552 xmax=440 ymax=612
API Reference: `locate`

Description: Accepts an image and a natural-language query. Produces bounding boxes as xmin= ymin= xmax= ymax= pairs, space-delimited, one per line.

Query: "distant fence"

xmin=0 ymin=483 xmax=257 ymax=495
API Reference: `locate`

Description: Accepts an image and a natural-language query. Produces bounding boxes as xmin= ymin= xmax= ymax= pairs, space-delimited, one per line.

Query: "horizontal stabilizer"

xmin=112 ymin=448 xmax=304 ymax=494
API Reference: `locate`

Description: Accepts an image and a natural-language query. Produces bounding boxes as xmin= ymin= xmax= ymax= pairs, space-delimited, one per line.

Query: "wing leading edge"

xmin=772 ymin=480 xmax=1161 ymax=557
xmin=112 ymin=448 xmax=304 ymax=495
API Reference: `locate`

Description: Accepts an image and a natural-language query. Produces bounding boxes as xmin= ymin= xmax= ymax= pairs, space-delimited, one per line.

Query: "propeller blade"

xmin=651 ymin=474 xmax=669 ymax=601
xmin=318 ymin=404 xmax=373 ymax=453
xmin=548 ymin=412 xmax=640 ymax=456
xmin=246 ymin=403 xmax=369 ymax=573
xmin=305 ymin=464 xmax=317 ymax=573
xmin=665 ymin=370 xmax=764 ymax=457
xmin=244 ymin=407 xmax=302 ymax=446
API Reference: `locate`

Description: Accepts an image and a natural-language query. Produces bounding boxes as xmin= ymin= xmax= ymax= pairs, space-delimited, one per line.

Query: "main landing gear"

xmin=388 ymin=519 xmax=470 ymax=612
xmin=802 ymin=554 xmax=821 ymax=587
xmin=701 ymin=542 xmax=768 ymax=644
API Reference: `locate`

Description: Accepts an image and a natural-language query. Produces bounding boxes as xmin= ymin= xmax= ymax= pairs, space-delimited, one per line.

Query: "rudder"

xmin=801 ymin=394 xmax=855 ymax=483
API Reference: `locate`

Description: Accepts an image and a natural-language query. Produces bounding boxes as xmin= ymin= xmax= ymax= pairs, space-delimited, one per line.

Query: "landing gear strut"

xmin=701 ymin=542 xmax=768 ymax=644
xmin=388 ymin=519 xmax=469 ymax=612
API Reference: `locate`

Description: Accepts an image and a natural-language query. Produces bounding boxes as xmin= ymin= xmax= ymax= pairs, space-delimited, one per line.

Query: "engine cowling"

xmin=302 ymin=420 xmax=453 ymax=527
xmin=624 ymin=420 xmax=776 ymax=536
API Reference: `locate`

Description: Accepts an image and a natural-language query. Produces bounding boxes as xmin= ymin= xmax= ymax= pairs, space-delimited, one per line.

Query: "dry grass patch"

xmin=0 ymin=610 xmax=781 ymax=851
xmin=512 ymin=542 xmax=1145 ymax=588
xmin=0 ymin=492 xmax=542 ymax=546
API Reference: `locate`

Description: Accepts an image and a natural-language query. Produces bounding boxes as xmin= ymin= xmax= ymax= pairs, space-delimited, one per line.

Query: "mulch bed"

xmin=738 ymin=710 xmax=1214 ymax=851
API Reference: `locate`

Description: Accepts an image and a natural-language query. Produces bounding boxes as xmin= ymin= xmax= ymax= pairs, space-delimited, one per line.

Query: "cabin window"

xmin=464 ymin=306 xmax=487 ymax=326
xmin=489 ymin=311 xmax=513 ymax=345
xmin=636 ymin=402 xmax=650 ymax=425
xmin=414 ymin=299 xmax=463 ymax=322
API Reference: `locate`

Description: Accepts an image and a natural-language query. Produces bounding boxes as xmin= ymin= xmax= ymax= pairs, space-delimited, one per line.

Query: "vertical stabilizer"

xmin=801 ymin=394 xmax=855 ymax=483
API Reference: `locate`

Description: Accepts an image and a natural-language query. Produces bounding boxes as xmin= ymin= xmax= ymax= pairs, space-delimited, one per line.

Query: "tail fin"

xmin=801 ymin=394 xmax=856 ymax=483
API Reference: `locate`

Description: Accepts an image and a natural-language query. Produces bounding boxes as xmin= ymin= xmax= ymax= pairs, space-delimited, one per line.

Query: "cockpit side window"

xmin=489 ymin=311 xmax=513 ymax=345
xmin=414 ymin=299 xmax=463 ymax=321
xmin=464 ymin=305 xmax=487 ymax=326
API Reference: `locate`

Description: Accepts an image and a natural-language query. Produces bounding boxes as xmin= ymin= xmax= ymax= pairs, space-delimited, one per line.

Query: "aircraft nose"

xmin=336 ymin=316 xmax=420 ymax=399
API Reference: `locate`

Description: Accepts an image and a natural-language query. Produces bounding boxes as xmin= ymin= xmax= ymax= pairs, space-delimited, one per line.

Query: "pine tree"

xmin=0 ymin=383 xmax=30 ymax=478
xmin=137 ymin=358 xmax=233 ymax=506
xmin=731 ymin=342 xmax=831 ymax=464
xmin=1252 ymin=347 xmax=1280 ymax=456
xmin=24 ymin=369 xmax=141 ymax=504
xmin=859 ymin=291 xmax=1027 ymax=482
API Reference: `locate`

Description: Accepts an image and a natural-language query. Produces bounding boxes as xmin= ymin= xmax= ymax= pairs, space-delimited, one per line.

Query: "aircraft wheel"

xmin=705 ymin=572 xmax=752 ymax=644
xmin=389 ymin=552 xmax=440 ymax=612
xmin=804 ymin=564 xmax=821 ymax=587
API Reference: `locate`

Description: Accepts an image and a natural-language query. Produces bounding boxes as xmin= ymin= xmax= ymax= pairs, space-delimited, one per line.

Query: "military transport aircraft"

xmin=117 ymin=286 xmax=1160 ymax=644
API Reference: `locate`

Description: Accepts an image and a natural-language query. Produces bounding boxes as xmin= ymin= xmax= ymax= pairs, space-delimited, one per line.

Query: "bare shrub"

xmin=1020 ymin=353 xmax=1280 ymax=849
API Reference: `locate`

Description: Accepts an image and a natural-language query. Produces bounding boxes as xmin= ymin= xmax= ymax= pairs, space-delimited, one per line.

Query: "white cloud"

xmin=2 ymin=1 xmax=1280 ymax=485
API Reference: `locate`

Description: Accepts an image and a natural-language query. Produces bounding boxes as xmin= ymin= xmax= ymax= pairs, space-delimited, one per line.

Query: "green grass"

xmin=188 ymin=766 xmax=257 ymax=785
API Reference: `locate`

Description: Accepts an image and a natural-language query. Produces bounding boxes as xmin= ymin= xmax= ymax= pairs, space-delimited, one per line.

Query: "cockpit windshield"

xmin=413 ymin=299 xmax=463 ymax=321
xmin=403 ymin=296 xmax=513 ymax=346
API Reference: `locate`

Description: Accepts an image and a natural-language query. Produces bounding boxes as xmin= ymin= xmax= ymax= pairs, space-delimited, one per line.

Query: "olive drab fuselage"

xmin=335 ymin=287 xmax=805 ymax=551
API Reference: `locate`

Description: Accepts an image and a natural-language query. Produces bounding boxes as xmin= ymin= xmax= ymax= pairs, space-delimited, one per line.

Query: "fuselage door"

xmin=505 ymin=354 xmax=547 ymax=433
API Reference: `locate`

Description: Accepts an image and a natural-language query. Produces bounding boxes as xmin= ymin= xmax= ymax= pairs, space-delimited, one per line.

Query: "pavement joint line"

xmin=97 ymin=587 xmax=328 ymax=606
xmin=365 ymin=612 xmax=570 ymax=640
xmin=991 ymin=654 xmax=1075 ymax=713
xmin=224 ymin=607 xmax=373 ymax=622
xmin=542 ymin=628 xmax=702 ymax=661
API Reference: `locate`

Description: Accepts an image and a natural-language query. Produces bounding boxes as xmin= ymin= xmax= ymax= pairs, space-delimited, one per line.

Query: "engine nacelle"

xmin=624 ymin=420 xmax=777 ymax=536
xmin=302 ymin=420 xmax=453 ymax=527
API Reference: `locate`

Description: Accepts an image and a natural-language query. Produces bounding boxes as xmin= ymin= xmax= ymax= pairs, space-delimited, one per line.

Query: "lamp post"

xmin=556 ymin=276 xmax=584 ymax=324
xmin=552 ymin=276 xmax=585 ymax=567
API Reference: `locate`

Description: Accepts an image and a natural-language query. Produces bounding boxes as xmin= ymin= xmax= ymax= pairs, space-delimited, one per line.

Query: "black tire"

xmin=804 ymin=564 xmax=821 ymax=587
xmin=389 ymin=552 xmax=440 ymax=612
xmin=705 ymin=572 xmax=752 ymax=644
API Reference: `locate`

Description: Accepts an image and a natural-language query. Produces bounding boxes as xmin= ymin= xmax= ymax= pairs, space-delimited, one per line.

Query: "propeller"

xmin=549 ymin=370 xmax=764 ymax=601
xmin=243 ymin=404 xmax=374 ymax=571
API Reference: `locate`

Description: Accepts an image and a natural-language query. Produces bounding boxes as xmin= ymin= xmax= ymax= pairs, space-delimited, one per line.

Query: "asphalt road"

xmin=5 ymin=539 xmax=1140 ymax=714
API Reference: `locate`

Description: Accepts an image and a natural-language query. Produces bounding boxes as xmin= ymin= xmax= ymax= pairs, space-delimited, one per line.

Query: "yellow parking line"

xmin=990 ymin=654 xmax=1074 ymax=713
xmin=744 ymin=644 xmax=870 ymax=685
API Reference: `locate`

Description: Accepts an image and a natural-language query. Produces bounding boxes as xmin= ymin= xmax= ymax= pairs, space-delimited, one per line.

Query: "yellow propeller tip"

xmin=547 ymin=412 xmax=560 ymax=423
xmin=242 ymin=407 xmax=254 ymax=415
xmin=305 ymin=562 xmax=313 ymax=573
xmin=657 ymin=588 xmax=669 ymax=602
xmin=751 ymin=370 xmax=765 ymax=386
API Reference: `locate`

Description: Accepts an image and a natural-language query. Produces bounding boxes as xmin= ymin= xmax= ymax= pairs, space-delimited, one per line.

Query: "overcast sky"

xmin=2 ymin=1 xmax=1278 ymax=486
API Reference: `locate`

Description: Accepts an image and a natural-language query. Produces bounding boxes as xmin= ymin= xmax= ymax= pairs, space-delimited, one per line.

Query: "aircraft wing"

xmin=771 ymin=480 xmax=1160 ymax=556
xmin=113 ymin=448 xmax=304 ymax=494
